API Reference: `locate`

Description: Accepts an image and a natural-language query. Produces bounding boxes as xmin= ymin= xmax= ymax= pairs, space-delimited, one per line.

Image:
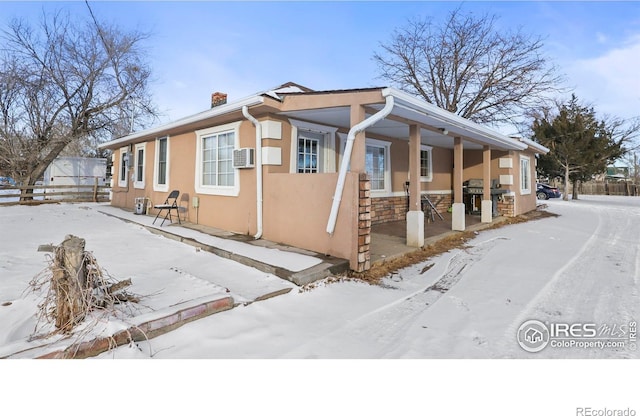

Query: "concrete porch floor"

xmin=370 ymin=212 xmax=504 ymax=266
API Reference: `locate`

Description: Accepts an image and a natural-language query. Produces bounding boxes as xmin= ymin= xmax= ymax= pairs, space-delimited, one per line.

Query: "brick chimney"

xmin=211 ymin=92 xmax=227 ymax=108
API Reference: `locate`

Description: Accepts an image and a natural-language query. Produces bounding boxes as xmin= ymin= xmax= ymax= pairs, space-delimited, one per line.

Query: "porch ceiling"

xmin=280 ymin=106 xmax=471 ymax=148
xmin=277 ymin=90 xmax=526 ymax=151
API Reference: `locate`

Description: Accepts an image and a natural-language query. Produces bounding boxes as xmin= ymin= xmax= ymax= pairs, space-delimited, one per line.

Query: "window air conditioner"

xmin=233 ymin=148 xmax=255 ymax=169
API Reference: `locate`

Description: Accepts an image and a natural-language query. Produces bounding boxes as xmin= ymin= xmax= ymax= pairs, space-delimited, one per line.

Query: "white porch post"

xmin=452 ymin=136 xmax=465 ymax=231
xmin=406 ymin=124 xmax=424 ymax=247
xmin=481 ymin=145 xmax=493 ymax=223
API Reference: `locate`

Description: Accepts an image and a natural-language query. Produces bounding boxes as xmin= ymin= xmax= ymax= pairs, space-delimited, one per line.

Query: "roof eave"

xmin=99 ymin=95 xmax=265 ymax=150
xmin=381 ymin=88 xmax=527 ymax=151
xmin=518 ymin=137 xmax=550 ymax=154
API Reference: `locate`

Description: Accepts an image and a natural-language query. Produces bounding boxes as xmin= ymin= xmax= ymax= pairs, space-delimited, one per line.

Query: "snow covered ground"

xmin=92 ymin=197 xmax=637 ymax=360
xmin=1 ymin=196 xmax=639 ymax=414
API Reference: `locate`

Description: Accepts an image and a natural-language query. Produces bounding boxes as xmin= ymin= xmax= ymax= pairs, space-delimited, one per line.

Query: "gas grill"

xmin=463 ymin=178 xmax=507 ymax=216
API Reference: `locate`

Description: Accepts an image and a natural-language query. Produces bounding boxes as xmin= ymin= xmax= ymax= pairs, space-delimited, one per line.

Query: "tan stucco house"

xmin=100 ymin=82 xmax=548 ymax=272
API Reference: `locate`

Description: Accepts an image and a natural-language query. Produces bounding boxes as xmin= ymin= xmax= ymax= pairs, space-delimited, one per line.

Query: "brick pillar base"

xmin=356 ymin=173 xmax=371 ymax=272
xmin=497 ymin=195 xmax=515 ymax=217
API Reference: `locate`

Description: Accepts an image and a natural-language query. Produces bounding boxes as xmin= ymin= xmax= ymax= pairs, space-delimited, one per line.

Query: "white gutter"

xmin=326 ymin=94 xmax=395 ymax=235
xmin=518 ymin=136 xmax=549 ymax=154
xmin=99 ymin=95 xmax=265 ymax=149
xmin=242 ymin=106 xmax=263 ymax=239
xmin=383 ymin=88 xmax=527 ymax=151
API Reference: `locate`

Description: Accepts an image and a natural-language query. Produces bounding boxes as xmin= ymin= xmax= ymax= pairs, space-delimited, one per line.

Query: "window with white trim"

xmin=520 ymin=155 xmax=531 ymax=194
xmin=297 ymin=131 xmax=322 ymax=173
xmin=133 ymin=143 xmax=145 ymax=189
xmin=154 ymin=136 xmax=169 ymax=192
xmin=290 ymin=119 xmax=337 ymax=174
xmin=195 ymin=121 xmax=241 ymax=196
xmin=118 ymin=147 xmax=128 ymax=188
xmin=365 ymin=138 xmax=391 ymax=194
xmin=420 ymin=145 xmax=433 ymax=182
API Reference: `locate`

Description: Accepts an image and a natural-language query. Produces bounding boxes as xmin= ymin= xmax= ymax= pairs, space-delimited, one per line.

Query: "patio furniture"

xmin=153 ymin=190 xmax=181 ymax=226
xmin=422 ymin=195 xmax=445 ymax=222
xmin=404 ymin=181 xmax=444 ymax=222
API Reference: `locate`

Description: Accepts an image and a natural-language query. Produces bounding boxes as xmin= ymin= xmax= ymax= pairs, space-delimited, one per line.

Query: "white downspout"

xmin=326 ymin=94 xmax=395 ymax=234
xmin=242 ymin=106 xmax=263 ymax=239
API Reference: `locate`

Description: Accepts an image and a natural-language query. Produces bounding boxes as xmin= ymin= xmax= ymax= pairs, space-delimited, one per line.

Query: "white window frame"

xmin=365 ymin=138 xmax=392 ymax=195
xmin=289 ymin=119 xmax=337 ymax=174
xmin=118 ymin=147 xmax=128 ymax=188
xmin=153 ymin=136 xmax=170 ymax=192
xmin=297 ymin=131 xmax=323 ymax=173
xmin=420 ymin=144 xmax=433 ymax=183
xmin=195 ymin=121 xmax=241 ymax=197
xmin=520 ymin=155 xmax=531 ymax=195
xmin=133 ymin=142 xmax=146 ymax=189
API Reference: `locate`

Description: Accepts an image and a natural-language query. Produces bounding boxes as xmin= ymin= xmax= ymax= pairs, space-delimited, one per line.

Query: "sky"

xmin=1 ymin=1 xmax=639 ymax=135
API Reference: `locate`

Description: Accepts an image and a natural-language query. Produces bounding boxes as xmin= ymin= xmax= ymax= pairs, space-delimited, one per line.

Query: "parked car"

xmin=0 ymin=176 xmax=17 ymax=187
xmin=536 ymin=183 xmax=561 ymax=200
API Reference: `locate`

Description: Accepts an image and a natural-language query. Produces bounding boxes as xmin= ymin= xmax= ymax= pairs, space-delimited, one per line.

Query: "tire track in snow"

xmin=359 ymin=237 xmax=510 ymax=321
xmin=367 ymin=236 xmax=509 ymax=357
xmin=282 ymin=237 xmax=509 ymax=358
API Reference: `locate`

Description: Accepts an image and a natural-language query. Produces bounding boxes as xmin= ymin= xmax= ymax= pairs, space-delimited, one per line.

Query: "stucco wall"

xmin=262 ymin=172 xmax=358 ymax=263
xmin=513 ymin=150 xmax=539 ymax=215
xmin=428 ymin=147 xmax=453 ymax=191
xmin=384 ymin=139 xmax=453 ymax=194
xmin=108 ymin=115 xmax=361 ymax=264
xmin=110 ymin=120 xmax=261 ymax=235
xmin=111 ymin=140 xmax=159 ymax=211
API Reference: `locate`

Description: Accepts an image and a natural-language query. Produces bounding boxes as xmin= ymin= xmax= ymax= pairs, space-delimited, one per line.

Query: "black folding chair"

xmin=153 ymin=190 xmax=181 ymax=226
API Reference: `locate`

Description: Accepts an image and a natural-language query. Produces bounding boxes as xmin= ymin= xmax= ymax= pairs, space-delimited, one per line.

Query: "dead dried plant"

xmin=28 ymin=249 xmax=146 ymax=348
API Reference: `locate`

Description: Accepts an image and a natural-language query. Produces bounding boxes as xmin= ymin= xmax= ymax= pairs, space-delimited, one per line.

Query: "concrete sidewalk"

xmin=96 ymin=205 xmax=349 ymax=286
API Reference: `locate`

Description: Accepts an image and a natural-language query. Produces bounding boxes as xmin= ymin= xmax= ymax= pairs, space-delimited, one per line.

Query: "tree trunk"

xmin=563 ymin=164 xmax=570 ymax=201
xmin=572 ymin=180 xmax=579 ymax=200
xmin=21 ymin=137 xmax=73 ymax=201
xmin=52 ymin=235 xmax=88 ymax=332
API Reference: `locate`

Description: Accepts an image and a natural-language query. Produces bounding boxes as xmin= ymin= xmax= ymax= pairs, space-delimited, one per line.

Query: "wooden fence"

xmin=578 ymin=182 xmax=639 ymax=196
xmin=0 ymin=183 xmax=111 ymax=206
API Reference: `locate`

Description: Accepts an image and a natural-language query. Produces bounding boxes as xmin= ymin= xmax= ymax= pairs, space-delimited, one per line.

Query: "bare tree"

xmin=0 ymin=9 xmax=157 ymax=188
xmin=619 ymin=150 xmax=640 ymax=186
xmin=373 ymin=8 xmax=565 ymax=126
xmin=0 ymin=54 xmax=26 ymax=178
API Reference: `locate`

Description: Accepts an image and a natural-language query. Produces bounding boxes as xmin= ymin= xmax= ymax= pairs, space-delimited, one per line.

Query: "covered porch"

xmin=273 ymin=86 xmax=543 ymax=271
xmin=370 ymin=211 xmax=509 ymax=265
xmin=278 ymin=87 xmax=528 ymax=239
